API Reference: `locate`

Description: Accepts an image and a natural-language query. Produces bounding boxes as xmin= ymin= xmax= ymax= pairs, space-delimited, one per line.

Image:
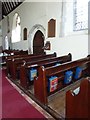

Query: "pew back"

xmin=20 ymin=53 xmax=72 ymax=89
xmin=10 ymin=53 xmax=56 ymax=79
xmin=6 ymin=53 xmax=38 ymax=75
xmin=34 ymin=56 xmax=90 ymax=104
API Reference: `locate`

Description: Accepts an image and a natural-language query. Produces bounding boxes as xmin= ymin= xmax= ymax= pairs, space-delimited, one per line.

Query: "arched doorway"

xmin=33 ymin=30 xmax=44 ymax=55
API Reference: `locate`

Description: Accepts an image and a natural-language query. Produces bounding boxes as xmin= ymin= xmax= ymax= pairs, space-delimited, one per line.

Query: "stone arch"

xmin=28 ymin=24 xmax=45 ymax=54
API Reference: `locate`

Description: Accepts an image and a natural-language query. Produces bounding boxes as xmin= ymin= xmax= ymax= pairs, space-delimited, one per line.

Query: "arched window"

xmin=23 ymin=28 xmax=27 ymax=40
xmin=5 ymin=36 xmax=9 ymax=50
xmin=73 ymin=0 xmax=88 ymax=31
xmin=12 ymin=13 xmax=21 ymax=43
xmin=48 ymin=19 xmax=56 ymax=37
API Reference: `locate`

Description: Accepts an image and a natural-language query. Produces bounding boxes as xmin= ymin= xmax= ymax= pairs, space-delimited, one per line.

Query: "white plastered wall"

xmin=88 ymin=1 xmax=90 ymax=55
xmin=1 ymin=1 xmax=88 ymax=60
xmin=0 ymin=21 xmax=2 ymax=46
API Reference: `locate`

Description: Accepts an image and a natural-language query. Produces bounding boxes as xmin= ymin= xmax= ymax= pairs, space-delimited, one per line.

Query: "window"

xmin=73 ymin=0 xmax=88 ymax=31
xmin=23 ymin=28 xmax=27 ymax=40
xmin=5 ymin=36 xmax=9 ymax=50
xmin=12 ymin=13 xmax=21 ymax=43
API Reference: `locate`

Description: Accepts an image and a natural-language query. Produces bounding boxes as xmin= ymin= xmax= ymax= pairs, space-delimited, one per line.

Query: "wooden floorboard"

xmin=7 ymin=72 xmax=84 ymax=119
xmin=47 ymin=79 xmax=82 ymax=118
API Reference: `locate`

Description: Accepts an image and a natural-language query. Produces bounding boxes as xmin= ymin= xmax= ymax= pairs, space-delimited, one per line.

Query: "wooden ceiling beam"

xmin=1 ymin=0 xmax=24 ymax=19
xmin=4 ymin=2 xmax=10 ymax=14
xmin=6 ymin=1 xmax=12 ymax=11
xmin=12 ymin=0 xmax=16 ymax=7
xmin=10 ymin=2 xmax=14 ymax=8
xmin=2 ymin=2 xmax=8 ymax=15
xmin=15 ymin=0 xmax=19 ymax=5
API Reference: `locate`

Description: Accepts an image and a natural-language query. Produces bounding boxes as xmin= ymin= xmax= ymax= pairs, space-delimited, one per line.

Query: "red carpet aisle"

xmin=0 ymin=69 xmax=2 ymax=119
xmin=2 ymin=69 xmax=47 ymax=119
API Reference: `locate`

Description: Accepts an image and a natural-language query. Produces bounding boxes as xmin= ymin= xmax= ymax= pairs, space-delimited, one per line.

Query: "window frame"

xmin=73 ymin=0 xmax=88 ymax=31
xmin=12 ymin=13 xmax=21 ymax=43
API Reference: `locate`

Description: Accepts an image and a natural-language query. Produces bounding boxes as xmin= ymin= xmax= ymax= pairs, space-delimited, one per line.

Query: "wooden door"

xmin=33 ymin=30 xmax=44 ymax=55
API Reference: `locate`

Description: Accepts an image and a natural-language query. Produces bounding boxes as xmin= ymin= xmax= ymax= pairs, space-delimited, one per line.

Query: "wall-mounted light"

xmin=42 ymin=41 xmax=51 ymax=50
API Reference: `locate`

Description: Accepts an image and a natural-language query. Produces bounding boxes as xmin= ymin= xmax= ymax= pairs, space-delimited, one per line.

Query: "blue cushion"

xmin=74 ymin=67 xmax=82 ymax=79
xmin=48 ymin=76 xmax=58 ymax=92
xmin=64 ymin=71 xmax=73 ymax=84
xmin=29 ymin=68 xmax=37 ymax=81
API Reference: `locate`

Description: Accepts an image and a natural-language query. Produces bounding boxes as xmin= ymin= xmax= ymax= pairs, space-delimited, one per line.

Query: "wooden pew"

xmin=34 ymin=56 xmax=90 ymax=105
xmin=3 ymin=50 xmax=28 ymax=72
xmin=13 ymin=50 xmax=28 ymax=55
xmin=6 ymin=52 xmax=52 ymax=76
xmin=66 ymin=77 xmax=90 ymax=118
xmin=10 ymin=53 xmax=56 ymax=79
xmin=19 ymin=53 xmax=72 ymax=89
xmin=3 ymin=49 xmax=28 ymax=55
xmin=0 ymin=55 xmax=6 ymax=67
xmin=6 ymin=53 xmax=37 ymax=76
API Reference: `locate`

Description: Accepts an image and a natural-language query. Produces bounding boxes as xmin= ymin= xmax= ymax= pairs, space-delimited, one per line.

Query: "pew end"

xmin=20 ymin=63 xmax=30 ymax=89
xmin=34 ymin=66 xmax=48 ymax=105
xmin=66 ymin=77 xmax=90 ymax=118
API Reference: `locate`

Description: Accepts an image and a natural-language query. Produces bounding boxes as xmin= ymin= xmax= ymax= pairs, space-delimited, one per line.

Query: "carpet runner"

xmin=2 ymin=69 xmax=47 ymax=119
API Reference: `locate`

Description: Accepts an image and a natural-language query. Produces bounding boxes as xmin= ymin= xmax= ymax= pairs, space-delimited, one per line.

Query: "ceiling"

xmin=0 ymin=0 xmax=24 ymax=21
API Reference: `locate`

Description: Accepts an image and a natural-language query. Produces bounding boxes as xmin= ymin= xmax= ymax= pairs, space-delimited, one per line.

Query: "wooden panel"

xmin=48 ymin=79 xmax=81 ymax=118
xmin=66 ymin=78 xmax=89 ymax=118
xmin=34 ymin=66 xmax=48 ymax=104
xmin=48 ymin=19 xmax=56 ymax=37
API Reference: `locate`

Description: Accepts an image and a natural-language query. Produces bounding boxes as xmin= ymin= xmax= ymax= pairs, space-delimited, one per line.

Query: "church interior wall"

xmin=88 ymin=1 xmax=90 ymax=55
xmin=1 ymin=1 xmax=88 ymax=60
